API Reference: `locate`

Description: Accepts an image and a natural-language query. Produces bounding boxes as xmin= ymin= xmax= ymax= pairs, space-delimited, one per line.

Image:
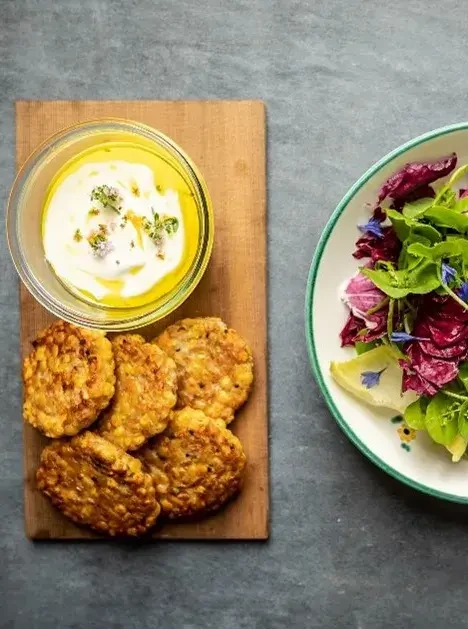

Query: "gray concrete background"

xmin=2 ymin=1 xmax=468 ymax=627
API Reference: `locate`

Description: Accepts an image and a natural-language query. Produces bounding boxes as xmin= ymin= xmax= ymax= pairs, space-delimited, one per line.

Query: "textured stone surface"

xmin=2 ymin=0 xmax=468 ymax=627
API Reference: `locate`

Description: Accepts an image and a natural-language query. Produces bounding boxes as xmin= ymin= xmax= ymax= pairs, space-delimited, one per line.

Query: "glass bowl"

xmin=7 ymin=119 xmax=214 ymax=331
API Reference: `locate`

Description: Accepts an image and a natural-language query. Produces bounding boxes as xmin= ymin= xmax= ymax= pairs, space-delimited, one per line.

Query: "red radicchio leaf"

xmin=353 ymin=226 xmax=401 ymax=264
xmin=364 ymin=327 xmax=387 ymax=342
xmin=373 ymin=206 xmax=387 ymax=222
xmin=405 ymin=344 xmax=459 ymax=388
xmin=401 ymin=294 xmax=468 ymax=396
xmin=418 ymin=338 xmax=468 ymax=360
xmin=420 ymin=293 xmax=468 ymax=323
xmin=377 ymin=153 xmax=457 ymax=205
xmin=390 ymin=184 xmax=435 ymax=212
xmin=359 ymin=315 xmax=387 ymax=342
xmin=343 ymin=272 xmax=386 ymax=329
xmin=460 ymin=188 xmax=468 ymax=198
xmin=401 ymin=368 xmax=439 ymax=397
xmin=435 ymin=300 xmax=468 ymax=322
xmin=340 ymin=313 xmax=362 ymax=346
xmin=413 ymin=321 xmax=467 ymax=358
xmin=426 ymin=317 xmax=468 ymax=348
xmin=339 ymin=312 xmax=386 ymax=347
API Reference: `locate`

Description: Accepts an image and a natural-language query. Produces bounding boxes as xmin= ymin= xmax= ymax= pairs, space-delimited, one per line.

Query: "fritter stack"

xmin=23 ymin=318 xmax=254 ymax=537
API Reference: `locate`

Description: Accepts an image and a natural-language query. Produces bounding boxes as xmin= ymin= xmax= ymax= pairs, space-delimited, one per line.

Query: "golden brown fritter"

xmin=23 ymin=321 xmax=115 ymax=438
xmin=137 ymin=408 xmax=246 ymax=519
xmin=154 ymin=317 xmax=254 ymax=424
xmin=36 ymin=432 xmax=160 ymax=536
xmin=97 ymin=334 xmax=177 ymax=451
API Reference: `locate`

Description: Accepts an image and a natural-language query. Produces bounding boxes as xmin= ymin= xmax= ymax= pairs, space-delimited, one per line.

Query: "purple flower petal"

xmin=441 ymin=262 xmax=457 ymax=285
xmin=458 ymin=282 xmax=468 ymax=302
xmin=361 ymin=369 xmax=386 ymax=389
xmin=358 ymin=216 xmax=384 ymax=239
xmin=390 ymin=332 xmax=429 ymax=343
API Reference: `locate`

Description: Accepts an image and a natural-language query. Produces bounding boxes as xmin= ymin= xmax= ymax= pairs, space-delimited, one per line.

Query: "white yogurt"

xmin=43 ymin=161 xmax=184 ymax=300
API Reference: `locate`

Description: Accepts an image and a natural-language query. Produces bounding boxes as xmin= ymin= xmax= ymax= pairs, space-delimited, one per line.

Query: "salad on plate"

xmin=331 ymin=152 xmax=468 ymax=462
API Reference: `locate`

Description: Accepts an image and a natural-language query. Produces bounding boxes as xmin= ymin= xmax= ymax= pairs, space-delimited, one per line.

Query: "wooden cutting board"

xmin=16 ymin=100 xmax=268 ymax=540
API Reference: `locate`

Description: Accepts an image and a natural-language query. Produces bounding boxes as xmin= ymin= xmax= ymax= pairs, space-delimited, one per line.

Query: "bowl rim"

xmin=305 ymin=121 xmax=468 ymax=504
xmin=7 ymin=117 xmax=214 ymax=330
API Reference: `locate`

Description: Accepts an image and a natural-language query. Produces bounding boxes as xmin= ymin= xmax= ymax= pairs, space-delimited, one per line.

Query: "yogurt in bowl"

xmin=7 ymin=120 xmax=213 ymax=330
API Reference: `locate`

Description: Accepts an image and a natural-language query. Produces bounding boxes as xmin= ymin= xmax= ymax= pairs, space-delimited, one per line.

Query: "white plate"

xmin=305 ymin=123 xmax=468 ymax=503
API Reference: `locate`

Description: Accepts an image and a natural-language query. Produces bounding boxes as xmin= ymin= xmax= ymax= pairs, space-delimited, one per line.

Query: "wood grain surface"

xmin=16 ymin=100 xmax=268 ymax=540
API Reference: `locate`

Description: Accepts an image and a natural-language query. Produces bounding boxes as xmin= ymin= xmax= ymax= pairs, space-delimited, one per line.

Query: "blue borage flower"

xmin=358 ymin=216 xmax=384 ymax=239
xmin=360 ymin=368 xmax=386 ymax=389
xmin=458 ymin=281 xmax=468 ymax=303
xmin=441 ymin=261 xmax=457 ymax=284
xmin=390 ymin=332 xmax=429 ymax=343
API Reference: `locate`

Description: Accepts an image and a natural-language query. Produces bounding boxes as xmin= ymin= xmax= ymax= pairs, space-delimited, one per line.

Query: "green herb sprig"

xmin=143 ymin=210 xmax=179 ymax=244
xmin=90 ymin=185 xmax=123 ymax=214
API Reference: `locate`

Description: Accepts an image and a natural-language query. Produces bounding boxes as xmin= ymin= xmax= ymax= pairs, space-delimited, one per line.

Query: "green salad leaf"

xmin=362 ymin=259 xmax=440 ymax=298
xmin=447 ymin=164 xmax=468 ymax=187
xmin=402 ymin=198 xmax=435 ymax=219
xmin=403 ymin=393 xmax=468 ymax=461
xmin=453 ymin=198 xmax=468 ymax=213
xmin=385 ymin=209 xmax=411 ymax=242
xmin=424 ymin=393 xmax=460 ymax=446
xmin=403 ymin=398 xmax=428 ymax=431
xmin=397 ymin=232 xmax=432 ymax=270
xmin=458 ymin=400 xmax=468 ymax=440
xmin=407 ymin=240 xmax=462 ymax=262
xmin=386 ymin=209 xmax=442 ymax=244
xmin=434 ymin=164 xmax=468 ymax=205
xmin=434 ymin=187 xmax=457 ymax=209
xmin=458 ymin=362 xmax=468 ymax=392
xmin=424 ymin=206 xmax=468 ymax=232
xmin=355 ymin=340 xmax=380 ymax=355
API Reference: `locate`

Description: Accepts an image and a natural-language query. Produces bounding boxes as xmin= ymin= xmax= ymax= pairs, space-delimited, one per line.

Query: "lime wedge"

xmin=330 ymin=345 xmax=418 ymax=413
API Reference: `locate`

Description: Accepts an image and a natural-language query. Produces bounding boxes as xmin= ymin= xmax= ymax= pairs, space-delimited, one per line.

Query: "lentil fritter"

xmin=137 ymin=408 xmax=246 ymax=519
xmin=23 ymin=321 xmax=115 ymax=438
xmin=97 ymin=334 xmax=177 ymax=451
xmin=36 ymin=432 xmax=160 ymax=536
xmin=155 ymin=317 xmax=254 ymax=424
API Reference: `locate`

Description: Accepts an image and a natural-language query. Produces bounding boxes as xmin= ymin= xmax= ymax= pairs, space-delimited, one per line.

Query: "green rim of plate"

xmin=305 ymin=122 xmax=468 ymax=504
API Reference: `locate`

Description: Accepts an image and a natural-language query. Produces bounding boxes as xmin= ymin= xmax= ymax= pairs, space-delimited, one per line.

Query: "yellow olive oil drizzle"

xmin=42 ymin=138 xmax=200 ymax=309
